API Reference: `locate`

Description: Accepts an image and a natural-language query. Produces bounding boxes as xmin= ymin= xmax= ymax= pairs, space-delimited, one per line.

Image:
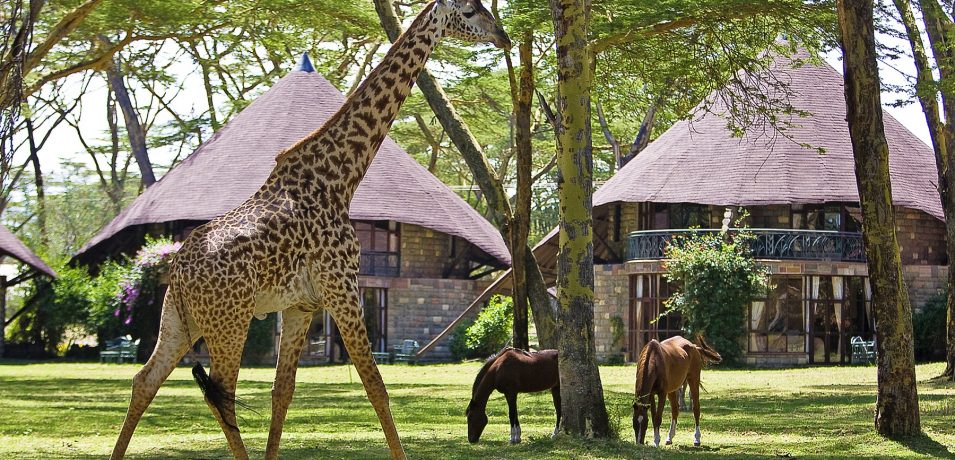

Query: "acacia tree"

xmin=549 ymin=0 xmax=611 ymax=438
xmin=373 ymin=0 xmax=560 ymax=350
xmin=838 ymin=0 xmax=921 ymax=436
xmin=891 ymin=0 xmax=955 ymax=381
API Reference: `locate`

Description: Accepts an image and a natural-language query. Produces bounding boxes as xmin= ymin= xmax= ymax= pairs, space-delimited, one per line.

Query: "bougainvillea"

xmin=114 ymin=238 xmax=181 ymax=326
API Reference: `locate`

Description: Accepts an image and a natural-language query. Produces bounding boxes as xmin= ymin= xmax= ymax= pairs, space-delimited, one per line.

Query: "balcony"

xmin=627 ymin=229 xmax=866 ymax=262
xmin=359 ymin=251 xmax=400 ymax=277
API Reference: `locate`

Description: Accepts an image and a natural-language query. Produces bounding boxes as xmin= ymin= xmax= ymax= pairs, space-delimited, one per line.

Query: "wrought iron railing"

xmin=627 ymin=229 xmax=866 ymax=262
xmin=359 ymin=251 xmax=400 ymax=277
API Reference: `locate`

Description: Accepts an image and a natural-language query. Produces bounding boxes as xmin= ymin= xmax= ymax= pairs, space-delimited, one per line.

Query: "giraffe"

xmin=108 ymin=2 xmax=510 ymax=459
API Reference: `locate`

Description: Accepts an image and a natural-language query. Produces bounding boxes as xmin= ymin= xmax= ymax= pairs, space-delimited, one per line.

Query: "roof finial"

xmin=294 ymin=52 xmax=315 ymax=73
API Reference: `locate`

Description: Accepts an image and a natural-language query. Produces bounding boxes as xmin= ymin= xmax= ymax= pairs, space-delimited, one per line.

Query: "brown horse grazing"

xmin=466 ymin=348 xmax=559 ymax=444
xmin=633 ymin=336 xmax=721 ymax=447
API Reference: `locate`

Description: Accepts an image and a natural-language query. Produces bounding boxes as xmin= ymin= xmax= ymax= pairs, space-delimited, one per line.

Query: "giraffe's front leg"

xmin=265 ymin=308 xmax=313 ymax=460
xmin=325 ymin=276 xmax=406 ymax=460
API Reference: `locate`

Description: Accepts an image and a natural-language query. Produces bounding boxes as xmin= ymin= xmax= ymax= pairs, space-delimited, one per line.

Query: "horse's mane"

xmin=635 ymin=340 xmax=662 ymax=399
xmin=471 ymin=347 xmax=515 ymax=396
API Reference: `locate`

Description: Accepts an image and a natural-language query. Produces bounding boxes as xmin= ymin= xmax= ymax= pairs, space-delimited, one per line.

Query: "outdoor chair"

xmin=100 ymin=335 xmax=139 ymax=363
xmin=393 ymin=339 xmax=420 ymax=364
xmin=850 ymin=336 xmax=876 ymax=364
xmin=371 ymin=343 xmax=393 ymax=364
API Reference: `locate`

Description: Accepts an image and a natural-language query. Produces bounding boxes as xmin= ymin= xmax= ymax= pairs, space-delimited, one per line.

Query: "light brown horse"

xmin=632 ymin=336 xmax=721 ymax=447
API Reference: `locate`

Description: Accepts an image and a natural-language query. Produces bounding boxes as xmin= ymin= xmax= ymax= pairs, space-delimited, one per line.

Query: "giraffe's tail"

xmin=192 ymin=363 xmax=256 ymax=430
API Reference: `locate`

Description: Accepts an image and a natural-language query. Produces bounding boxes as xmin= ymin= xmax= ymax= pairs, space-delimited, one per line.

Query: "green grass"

xmin=0 ymin=361 xmax=953 ymax=459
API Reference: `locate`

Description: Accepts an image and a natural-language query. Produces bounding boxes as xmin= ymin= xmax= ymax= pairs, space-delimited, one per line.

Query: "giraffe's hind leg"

xmin=110 ymin=294 xmax=197 ymax=460
xmin=265 ymin=308 xmax=312 ymax=460
xmin=326 ymin=276 xmax=406 ymax=460
xmin=199 ymin=312 xmax=253 ymax=460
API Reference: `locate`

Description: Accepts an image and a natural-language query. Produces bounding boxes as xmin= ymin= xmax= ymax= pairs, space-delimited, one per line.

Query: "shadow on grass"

xmin=893 ymin=434 xmax=955 ymax=459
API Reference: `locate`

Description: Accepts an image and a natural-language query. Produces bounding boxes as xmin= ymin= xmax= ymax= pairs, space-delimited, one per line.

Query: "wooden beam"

xmin=415 ymin=274 xmax=511 ymax=359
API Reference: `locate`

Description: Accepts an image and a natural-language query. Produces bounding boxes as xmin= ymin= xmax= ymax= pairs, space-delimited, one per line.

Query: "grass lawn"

xmin=0 ymin=360 xmax=952 ymax=459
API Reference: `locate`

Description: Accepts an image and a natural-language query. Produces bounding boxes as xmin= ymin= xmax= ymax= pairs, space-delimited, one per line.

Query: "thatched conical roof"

xmin=593 ymin=50 xmax=943 ymax=220
xmin=0 ymin=225 xmax=55 ymax=278
xmin=76 ymin=55 xmax=510 ymax=265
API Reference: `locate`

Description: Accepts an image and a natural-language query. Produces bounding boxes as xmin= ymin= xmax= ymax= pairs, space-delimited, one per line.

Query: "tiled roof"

xmin=0 ymin=224 xmax=55 ymax=278
xmin=76 ymin=56 xmax=510 ymax=265
xmin=593 ymin=49 xmax=944 ymax=221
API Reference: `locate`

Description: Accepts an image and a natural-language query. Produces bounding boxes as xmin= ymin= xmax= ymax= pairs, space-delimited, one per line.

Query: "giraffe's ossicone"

xmin=108 ymin=2 xmax=509 ymax=460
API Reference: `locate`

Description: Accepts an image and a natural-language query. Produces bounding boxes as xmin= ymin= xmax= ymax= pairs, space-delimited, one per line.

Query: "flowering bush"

xmin=114 ymin=238 xmax=181 ymax=327
xmin=663 ymin=228 xmax=769 ymax=363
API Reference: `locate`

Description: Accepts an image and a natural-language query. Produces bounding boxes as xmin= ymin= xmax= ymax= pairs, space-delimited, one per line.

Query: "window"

xmin=629 ymin=274 xmax=683 ymax=357
xmin=791 ymin=204 xmax=843 ymax=231
xmin=749 ymin=277 xmax=805 ymax=353
xmin=671 ymin=203 xmax=711 ymax=229
xmin=355 ymin=221 xmax=400 ymax=277
xmin=808 ymin=276 xmax=872 ymax=364
xmin=305 ymin=287 xmax=389 ymax=361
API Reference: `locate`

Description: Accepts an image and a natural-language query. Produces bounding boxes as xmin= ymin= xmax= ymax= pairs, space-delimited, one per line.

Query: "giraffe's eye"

xmin=461 ymin=9 xmax=475 ymax=18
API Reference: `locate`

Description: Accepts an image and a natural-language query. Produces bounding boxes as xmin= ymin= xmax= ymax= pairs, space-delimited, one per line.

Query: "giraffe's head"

xmin=434 ymin=0 xmax=511 ymax=50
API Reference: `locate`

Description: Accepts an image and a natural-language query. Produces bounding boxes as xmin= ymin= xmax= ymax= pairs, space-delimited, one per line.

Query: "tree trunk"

xmin=910 ymin=0 xmax=955 ymax=381
xmin=25 ymin=118 xmax=47 ymax=248
xmin=372 ymin=0 xmax=558 ymax=349
xmin=837 ymin=0 xmax=921 ymax=436
xmin=549 ymin=0 xmax=610 ymax=438
xmin=104 ymin=53 xmax=156 ymax=187
xmin=509 ymin=36 xmax=535 ymax=350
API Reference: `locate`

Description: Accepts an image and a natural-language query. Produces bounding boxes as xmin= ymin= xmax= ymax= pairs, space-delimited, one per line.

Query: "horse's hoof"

xmin=694 ymin=442 xmax=701 ymax=447
xmin=666 ymin=440 xmax=672 ymax=445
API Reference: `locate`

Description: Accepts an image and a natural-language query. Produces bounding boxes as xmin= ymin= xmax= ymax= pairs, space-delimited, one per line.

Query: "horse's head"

xmin=465 ymin=401 xmax=489 ymax=443
xmin=632 ymin=397 xmax=651 ymax=445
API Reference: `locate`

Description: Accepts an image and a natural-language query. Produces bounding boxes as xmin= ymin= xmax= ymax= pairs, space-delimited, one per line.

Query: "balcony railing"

xmin=359 ymin=251 xmax=400 ymax=277
xmin=627 ymin=229 xmax=866 ymax=262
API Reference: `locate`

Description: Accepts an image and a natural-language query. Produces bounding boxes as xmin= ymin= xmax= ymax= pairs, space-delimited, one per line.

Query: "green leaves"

xmin=663 ymin=227 xmax=770 ymax=363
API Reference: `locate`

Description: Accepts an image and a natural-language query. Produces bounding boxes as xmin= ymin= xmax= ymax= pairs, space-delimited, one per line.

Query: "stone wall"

xmin=903 ymin=265 xmax=948 ymax=311
xmin=382 ymin=277 xmax=491 ymax=362
xmin=399 ymin=224 xmax=452 ymax=278
xmin=593 ymin=264 xmax=631 ymax=361
xmin=895 ymin=208 xmax=947 ymax=265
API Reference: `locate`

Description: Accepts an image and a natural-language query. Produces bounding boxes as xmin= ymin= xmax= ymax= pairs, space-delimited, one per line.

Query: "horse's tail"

xmin=695 ymin=336 xmax=722 ymax=364
xmin=635 ymin=340 xmax=661 ymax=398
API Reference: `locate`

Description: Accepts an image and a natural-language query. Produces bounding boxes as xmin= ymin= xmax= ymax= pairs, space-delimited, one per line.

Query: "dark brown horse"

xmin=633 ymin=336 xmax=721 ymax=447
xmin=466 ymin=348 xmax=559 ymax=444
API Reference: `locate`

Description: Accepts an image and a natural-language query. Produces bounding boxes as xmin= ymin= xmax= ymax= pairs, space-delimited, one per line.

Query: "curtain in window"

xmin=832 ymin=276 xmax=844 ymax=357
xmin=864 ymin=278 xmax=873 ymax=331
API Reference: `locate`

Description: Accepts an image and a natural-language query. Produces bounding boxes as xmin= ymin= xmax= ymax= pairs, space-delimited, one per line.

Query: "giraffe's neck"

xmin=271 ymin=3 xmax=445 ymax=205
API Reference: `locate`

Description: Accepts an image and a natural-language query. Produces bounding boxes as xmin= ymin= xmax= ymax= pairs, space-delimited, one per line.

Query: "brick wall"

xmin=399 ymin=224 xmax=451 ymax=278
xmin=593 ymin=264 xmax=631 ymax=361
xmin=903 ymin=265 xmax=948 ymax=311
xmin=895 ymin=208 xmax=947 ymax=265
xmin=384 ymin=277 xmax=491 ymax=361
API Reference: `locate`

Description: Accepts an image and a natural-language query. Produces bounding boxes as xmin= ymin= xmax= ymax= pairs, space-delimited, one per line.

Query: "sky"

xmin=17 ymin=38 xmax=937 ymax=185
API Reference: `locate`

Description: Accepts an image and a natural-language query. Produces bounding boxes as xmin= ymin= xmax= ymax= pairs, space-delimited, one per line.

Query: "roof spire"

xmin=294 ymin=52 xmax=315 ymax=73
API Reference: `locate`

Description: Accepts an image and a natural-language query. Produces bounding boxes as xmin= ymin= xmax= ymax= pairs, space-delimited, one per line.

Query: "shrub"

xmin=449 ymin=295 xmax=513 ymax=360
xmin=913 ymin=291 xmax=947 ymax=362
xmin=663 ymin=227 xmax=769 ymax=363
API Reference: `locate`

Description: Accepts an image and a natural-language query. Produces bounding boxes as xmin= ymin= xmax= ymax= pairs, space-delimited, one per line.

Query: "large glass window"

xmin=749 ymin=277 xmax=805 ymax=353
xmin=629 ymin=274 xmax=683 ymax=358
xmin=808 ymin=276 xmax=872 ymax=364
xmin=304 ymin=287 xmax=389 ymax=362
